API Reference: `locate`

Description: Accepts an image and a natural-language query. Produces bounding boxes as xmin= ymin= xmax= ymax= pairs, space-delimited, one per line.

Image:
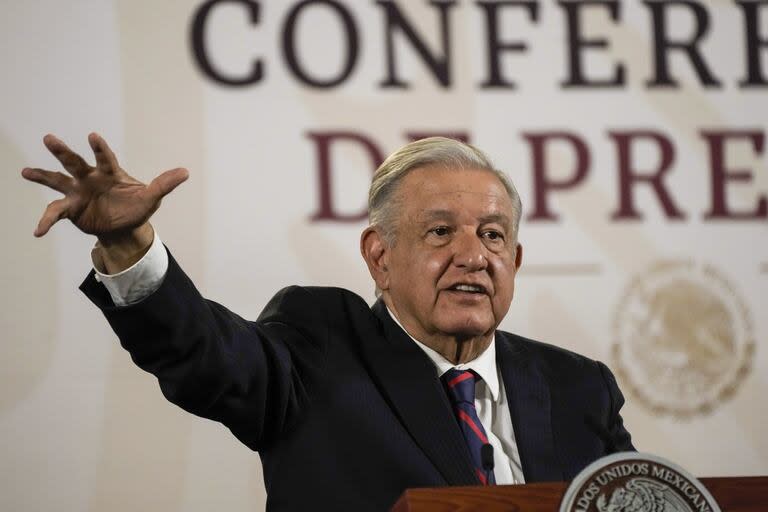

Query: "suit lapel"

xmin=354 ymin=300 xmax=478 ymax=486
xmin=496 ymin=333 xmax=564 ymax=482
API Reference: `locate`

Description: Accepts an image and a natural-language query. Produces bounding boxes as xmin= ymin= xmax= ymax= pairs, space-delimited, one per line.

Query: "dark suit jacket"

xmin=81 ymin=251 xmax=633 ymax=511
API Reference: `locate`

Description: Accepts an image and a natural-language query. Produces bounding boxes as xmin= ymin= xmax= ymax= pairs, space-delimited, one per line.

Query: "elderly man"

xmin=23 ymin=134 xmax=633 ymax=511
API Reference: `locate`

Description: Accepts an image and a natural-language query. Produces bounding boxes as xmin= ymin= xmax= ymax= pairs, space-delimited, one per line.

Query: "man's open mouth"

xmin=448 ymin=284 xmax=487 ymax=294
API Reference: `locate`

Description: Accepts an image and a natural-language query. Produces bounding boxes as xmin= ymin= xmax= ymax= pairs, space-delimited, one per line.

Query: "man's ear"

xmin=514 ymin=243 xmax=523 ymax=271
xmin=360 ymin=227 xmax=390 ymax=291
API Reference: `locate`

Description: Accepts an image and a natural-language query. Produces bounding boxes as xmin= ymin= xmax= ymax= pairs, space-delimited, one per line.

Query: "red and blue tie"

xmin=442 ymin=368 xmax=496 ymax=485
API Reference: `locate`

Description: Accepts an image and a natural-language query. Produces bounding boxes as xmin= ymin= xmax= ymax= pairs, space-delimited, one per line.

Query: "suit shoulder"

xmin=267 ymin=285 xmax=370 ymax=309
xmin=497 ymin=330 xmax=601 ymax=376
xmin=258 ymin=285 xmax=371 ymax=324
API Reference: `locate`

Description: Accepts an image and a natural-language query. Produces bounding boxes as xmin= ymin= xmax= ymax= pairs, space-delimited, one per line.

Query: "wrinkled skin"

xmin=360 ymin=166 xmax=523 ymax=364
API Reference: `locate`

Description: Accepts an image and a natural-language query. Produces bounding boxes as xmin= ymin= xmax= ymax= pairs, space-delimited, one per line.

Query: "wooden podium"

xmin=391 ymin=476 xmax=768 ymax=511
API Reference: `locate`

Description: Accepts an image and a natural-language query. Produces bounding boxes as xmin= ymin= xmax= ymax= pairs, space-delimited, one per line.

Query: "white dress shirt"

xmin=92 ymin=233 xmax=525 ymax=484
xmin=385 ymin=309 xmax=525 ymax=485
xmin=91 ymin=229 xmax=168 ymax=306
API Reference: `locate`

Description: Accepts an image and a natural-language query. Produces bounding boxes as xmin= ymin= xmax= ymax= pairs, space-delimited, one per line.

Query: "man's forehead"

xmin=404 ymin=165 xmax=504 ymax=187
xmin=413 ymin=165 xmax=506 ymax=194
xmin=397 ymin=165 xmax=514 ymax=220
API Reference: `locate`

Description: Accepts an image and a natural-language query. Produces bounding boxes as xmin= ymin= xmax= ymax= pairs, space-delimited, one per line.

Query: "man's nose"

xmin=452 ymin=231 xmax=488 ymax=270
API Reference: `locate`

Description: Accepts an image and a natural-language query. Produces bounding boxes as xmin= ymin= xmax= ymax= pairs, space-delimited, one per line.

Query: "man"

xmin=22 ymin=133 xmax=633 ymax=511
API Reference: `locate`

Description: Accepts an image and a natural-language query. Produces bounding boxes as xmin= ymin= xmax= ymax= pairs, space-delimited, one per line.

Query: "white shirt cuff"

xmin=92 ymin=230 xmax=169 ymax=306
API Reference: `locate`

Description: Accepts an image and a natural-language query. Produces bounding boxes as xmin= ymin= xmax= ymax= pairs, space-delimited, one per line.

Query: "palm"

xmin=22 ymin=133 xmax=188 ymax=238
xmin=67 ymin=175 xmax=153 ymax=236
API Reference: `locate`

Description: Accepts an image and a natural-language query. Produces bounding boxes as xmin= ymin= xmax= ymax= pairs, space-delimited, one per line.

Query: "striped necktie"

xmin=441 ymin=368 xmax=496 ymax=485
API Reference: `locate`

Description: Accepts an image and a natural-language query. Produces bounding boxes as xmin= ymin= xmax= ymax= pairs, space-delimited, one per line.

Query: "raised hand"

xmin=22 ymin=133 xmax=188 ymax=240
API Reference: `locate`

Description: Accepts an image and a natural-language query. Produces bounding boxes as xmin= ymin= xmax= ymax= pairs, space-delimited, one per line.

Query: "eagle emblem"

xmin=596 ymin=477 xmax=693 ymax=512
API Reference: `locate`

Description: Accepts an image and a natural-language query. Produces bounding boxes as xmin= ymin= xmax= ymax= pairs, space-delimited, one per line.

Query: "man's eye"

xmin=430 ymin=226 xmax=450 ymax=236
xmin=483 ymin=230 xmax=504 ymax=241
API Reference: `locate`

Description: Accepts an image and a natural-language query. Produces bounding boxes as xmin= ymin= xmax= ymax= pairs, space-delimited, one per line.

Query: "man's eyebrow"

xmin=417 ymin=210 xmax=511 ymax=227
xmin=479 ymin=213 xmax=511 ymax=227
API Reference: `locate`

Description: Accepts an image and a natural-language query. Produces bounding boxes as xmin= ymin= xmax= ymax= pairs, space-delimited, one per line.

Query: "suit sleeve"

xmin=596 ymin=361 xmax=635 ymax=453
xmin=79 ymin=249 xmax=329 ymax=451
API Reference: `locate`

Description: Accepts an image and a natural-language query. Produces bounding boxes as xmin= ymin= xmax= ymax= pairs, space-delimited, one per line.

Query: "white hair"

xmin=367 ymin=136 xmax=522 ymax=244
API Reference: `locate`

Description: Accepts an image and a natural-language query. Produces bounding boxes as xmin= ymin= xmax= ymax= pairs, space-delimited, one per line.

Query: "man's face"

xmin=380 ymin=165 xmax=522 ymax=342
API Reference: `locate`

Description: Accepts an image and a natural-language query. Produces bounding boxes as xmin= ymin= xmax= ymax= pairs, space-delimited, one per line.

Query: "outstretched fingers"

xmin=43 ymin=134 xmax=92 ymax=178
xmin=145 ymin=167 xmax=189 ymax=201
xmin=34 ymin=197 xmax=71 ymax=237
xmin=88 ymin=132 xmax=120 ymax=173
xmin=21 ymin=168 xmax=75 ymax=194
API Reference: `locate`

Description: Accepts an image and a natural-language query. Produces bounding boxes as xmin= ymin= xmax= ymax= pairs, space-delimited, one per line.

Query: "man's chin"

xmin=436 ymin=318 xmax=494 ymax=340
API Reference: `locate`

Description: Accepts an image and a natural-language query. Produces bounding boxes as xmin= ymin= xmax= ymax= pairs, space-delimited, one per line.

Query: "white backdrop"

xmin=2 ymin=1 xmax=766 ymax=510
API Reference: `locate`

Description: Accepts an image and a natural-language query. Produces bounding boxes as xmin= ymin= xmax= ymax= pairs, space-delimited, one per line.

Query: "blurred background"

xmin=1 ymin=1 xmax=766 ymax=510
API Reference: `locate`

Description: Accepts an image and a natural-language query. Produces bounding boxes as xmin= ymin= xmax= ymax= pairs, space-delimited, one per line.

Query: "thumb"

xmin=147 ymin=167 xmax=189 ymax=200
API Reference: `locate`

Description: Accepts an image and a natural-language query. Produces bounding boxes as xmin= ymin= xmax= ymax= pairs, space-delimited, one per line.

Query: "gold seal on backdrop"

xmin=559 ymin=452 xmax=721 ymax=512
xmin=611 ymin=260 xmax=754 ymax=418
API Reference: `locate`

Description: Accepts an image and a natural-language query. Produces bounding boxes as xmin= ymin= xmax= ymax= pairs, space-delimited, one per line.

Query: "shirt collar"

xmin=385 ymin=306 xmax=500 ymax=401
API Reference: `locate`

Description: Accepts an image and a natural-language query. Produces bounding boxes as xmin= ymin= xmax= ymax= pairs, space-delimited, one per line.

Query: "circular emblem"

xmin=560 ymin=452 xmax=721 ymax=512
xmin=612 ymin=260 xmax=754 ymax=418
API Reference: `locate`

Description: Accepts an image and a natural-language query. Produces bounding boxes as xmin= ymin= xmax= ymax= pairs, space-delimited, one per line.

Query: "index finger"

xmin=43 ymin=134 xmax=92 ymax=178
xmin=88 ymin=132 xmax=120 ymax=173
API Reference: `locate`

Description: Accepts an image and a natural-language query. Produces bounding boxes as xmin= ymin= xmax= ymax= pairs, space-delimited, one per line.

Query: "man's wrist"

xmin=96 ymin=223 xmax=154 ymax=274
xmin=92 ymin=227 xmax=168 ymax=306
